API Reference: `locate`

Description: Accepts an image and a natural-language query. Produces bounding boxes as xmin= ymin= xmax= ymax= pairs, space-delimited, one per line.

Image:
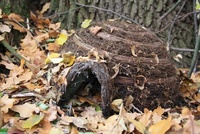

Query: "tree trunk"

xmin=49 ymin=0 xmax=194 ymax=67
xmin=0 ymin=0 xmax=29 ymax=17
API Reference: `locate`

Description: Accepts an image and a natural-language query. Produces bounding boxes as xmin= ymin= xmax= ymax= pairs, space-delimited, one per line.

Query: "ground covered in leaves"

xmin=0 ymin=4 xmax=200 ymax=134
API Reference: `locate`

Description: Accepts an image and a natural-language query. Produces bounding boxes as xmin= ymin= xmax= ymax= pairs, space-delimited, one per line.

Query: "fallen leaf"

xmin=22 ymin=114 xmax=44 ymax=129
xmin=131 ymin=46 xmax=137 ymax=57
xmin=0 ymin=94 xmax=15 ymax=113
xmin=11 ymin=103 xmax=40 ymax=118
xmin=111 ymin=99 xmax=123 ymax=112
xmin=183 ymin=115 xmax=200 ymax=134
xmin=8 ymin=13 xmax=24 ymax=22
xmin=5 ymin=21 xmax=26 ymax=32
xmin=131 ymin=120 xmax=146 ymax=134
xmin=0 ymin=35 xmax=4 ymax=41
xmin=110 ymin=64 xmax=120 ymax=79
xmin=0 ymin=24 xmax=11 ymax=33
xmin=47 ymin=43 xmax=61 ymax=52
xmin=174 ymin=54 xmax=182 ymax=62
xmin=49 ymin=22 xmax=61 ymax=31
xmin=99 ymin=115 xmax=127 ymax=134
xmin=139 ymin=108 xmax=152 ymax=126
xmin=0 ymin=9 xmax=2 ymax=18
xmin=55 ymin=33 xmax=68 ymax=45
xmin=89 ymin=26 xmax=102 ymax=34
xmin=45 ymin=53 xmax=61 ymax=64
xmin=40 ymin=2 xmax=50 ymax=14
xmin=153 ymin=106 xmax=165 ymax=116
xmin=50 ymin=57 xmax=63 ymax=64
xmin=62 ymin=52 xmax=75 ymax=66
xmin=30 ymin=12 xmax=50 ymax=28
xmin=70 ymin=117 xmax=87 ymax=129
xmin=149 ymin=116 xmax=172 ymax=134
xmin=81 ymin=19 xmax=92 ymax=28
xmin=49 ymin=127 xmax=64 ymax=134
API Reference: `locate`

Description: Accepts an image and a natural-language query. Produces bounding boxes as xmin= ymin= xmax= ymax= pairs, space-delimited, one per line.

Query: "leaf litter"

xmin=0 ymin=5 xmax=200 ymax=134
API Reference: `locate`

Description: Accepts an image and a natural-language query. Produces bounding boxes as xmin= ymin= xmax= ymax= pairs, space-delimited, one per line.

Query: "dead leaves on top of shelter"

xmin=0 ymin=3 xmax=200 ymax=134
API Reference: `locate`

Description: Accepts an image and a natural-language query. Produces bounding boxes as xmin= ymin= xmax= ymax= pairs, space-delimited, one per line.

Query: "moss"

xmin=0 ymin=1 xmax=11 ymax=14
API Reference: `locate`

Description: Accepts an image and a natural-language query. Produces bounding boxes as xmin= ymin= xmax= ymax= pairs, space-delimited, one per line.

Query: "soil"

xmin=59 ymin=21 xmax=186 ymax=117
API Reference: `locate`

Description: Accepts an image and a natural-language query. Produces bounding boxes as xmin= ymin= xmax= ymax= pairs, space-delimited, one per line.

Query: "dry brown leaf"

xmin=134 ymin=75 xmax=147 ymax=90
xmin=30 ymin=12 xmax=50 ymax=29
xmin=0 ymin=24 xmax=11 ymax=33
xmin=81 ymin=107 xmax=104 ymax=130
xmin=11 ymin=103 xmax=40 ymax=118
xmin=131 ymin=45 xmax=137 ymax=57
xmin=111 ymin=64 xmax=120 ymax=79
xmin=183 ymin=114 xmax=200 ymax=134
xmin=0 ymin=9 xmax=2 ymax=18
xmin=111 ymin=99 xmax=123 ymax=112
xmin=0 ymin=35 xmax=4 ymax=41
xmin=49 ymin=22 xmax=61 ymax=31
xmin=38 ymin=118 xmax=52 ymax=134
xmin=78 ymin=96 xmax=96 ymax=105
xmin=139 ymin=108 xmax=152 ymax=126
xmin=191 ymin=71 xmax=200 ymax=83
xmin=0 ymin=94 xmax=16 ymax=113
xmin=23 ymin=83 xmax=43 ymax=90
xmin=152 ymin=112 xmax=162 ymax=124
xmin=149 ymin=116 xmax=172 ymax=134
xmin=40 ymin=2 xmax=50 ymax=14
xmin=71 ymin=126 xmax=79 ymax=134
xmin=35 ymin=33 xmax=49 ymax=43
xmin=0 ymin=108 xmax=2 ymax=127
xmin=98 ymin=115 xmax=126 ymax=134
xmin=4 ymin=21 xmax=26 ymax=32
xmin=89 ymin=26 xmax=102 ymax=35
xmin=153 ymin=106 xmax=165 ymax=116
xmin=47 ymin=43 xmax=61 ymax=52
xmin=70 ymin=117 xmax=87 ymax=129
xmin=45 ymin=105 xmax=58 ymax=122
xmin=8 ymin=13 xmax=24 ymax=22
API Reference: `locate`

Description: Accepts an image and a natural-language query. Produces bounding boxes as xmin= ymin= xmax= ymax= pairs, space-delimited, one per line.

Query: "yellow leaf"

xmin=131 ymin=120 xmax=146 ymax=134
xmin=149 ymin=116 xmax=172 ymax=134
xmin=50 ymin=57 xmax=63 ymax=64
xmin=81 ymin=19 xmax=92 ymax=28
xmin=45 ymin=53 xmax=60 ymax=64
xmin=55 ymin=33 xmax=68 ymax=45
xmin=49 ymin=127 xmax=64 ymax=134
xmin=111 ymin=99 xmax=123 ymax=112
xmin=22 ymin=114 xmax=44 ymax=129
xmin=62 ymin=52 xmax=75 ymax=66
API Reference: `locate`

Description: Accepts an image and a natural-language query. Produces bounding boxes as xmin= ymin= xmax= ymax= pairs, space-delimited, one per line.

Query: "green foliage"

xmin=196 ymin=4 xmax=200 ymax=10
xmin=0 ymin=128 xmax=8 ymax=134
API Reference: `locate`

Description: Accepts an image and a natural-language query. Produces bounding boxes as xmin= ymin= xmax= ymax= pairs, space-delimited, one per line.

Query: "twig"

xmin=131 ymin=104 xmax=143 ymax=114
xmin=188 ymin=0 xmax=200 ymax=77
xmin=159 ymin=0 xmax=182 ymax=21
xmin=0 ymin=37 xmax=27 ymax=62
xmin=171 ymin=46 xmax=200 ymax=53
xmin=167 ymin=0 xmax=187 ymax=51
xmin=0 ymin=36 xmax=34 ymax=71
xmin=74 ymin=0 xmax=160 ymax=40
xmin=12 ymin=18 xmax=44 ymax=51
xmin=42 ymin=6 xmax=82 ymax=19
xmin=75 ymin=0 xmax=140 ymax=26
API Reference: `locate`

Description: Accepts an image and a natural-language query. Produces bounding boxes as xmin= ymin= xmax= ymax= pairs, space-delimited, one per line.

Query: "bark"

xmin=0 ymin=0 xmax=29 ymax=17
xmin=49 ymin=0 xmax=194 ymax=67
